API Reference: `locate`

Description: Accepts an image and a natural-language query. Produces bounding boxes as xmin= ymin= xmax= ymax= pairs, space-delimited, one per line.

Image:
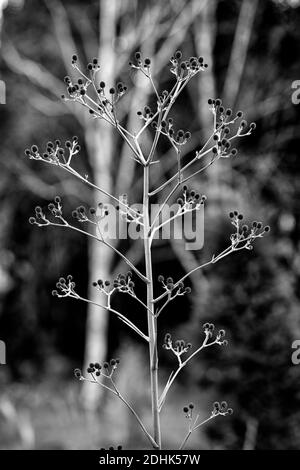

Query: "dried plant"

xmin=25 ymin=51 xmax=269 ymax=449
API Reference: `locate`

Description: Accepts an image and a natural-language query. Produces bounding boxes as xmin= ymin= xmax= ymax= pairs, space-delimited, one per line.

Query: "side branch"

xmin=53 ymin=278 xmax=149 ymax=342
xmin=78 ymin=373 xmax=157 ymax=448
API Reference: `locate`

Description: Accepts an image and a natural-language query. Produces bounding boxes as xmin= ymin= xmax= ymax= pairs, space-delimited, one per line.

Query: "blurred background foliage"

xmin=0 ymin=0 xmax=300 ymax=450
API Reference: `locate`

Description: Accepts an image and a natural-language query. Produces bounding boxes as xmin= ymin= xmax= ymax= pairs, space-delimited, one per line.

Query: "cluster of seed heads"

xmin=94 ymin=80 xmax=127 ymax=107
xmin=177 ymin=185 xmax=206 ymax=210
xmin=169 ymin=50 xmax=208 ymax=78
xmin=137 ymin=105 xmax=154 ymax=121
xmin=203 ymin=323 xmax=228 ymax=345
xmin=25 ymin=137 xmax=80 ymax=166
xmin=100 ymin=445 xmax=123 ymax=452
xmin=163 ymin=333 xmax=192 ymax=355
xmin=71 ymin=54 xmax=100 ymax=73
xmin=74 ymin=358 xmax=121 ymax=381
xmin=208 ymin=97 xmax=256 ymax=132
xmin=72 ymin=202 xmax=109 ymax=223
xmin=29 ymin=196 xmax=63 ymax=226
xmin=92 ymin=278 xmax=112 ymax=291
xmin=159 ymin=118 xmax=191 ymax=146
xmin=92 ymin=272 xmax=135 ymax=296
xmin=113 ymin=272 xmax=135 ymax=293
xmin=87 ymin=359 xmax=120 ymax=376
xmin=52 ymin=275 xmax=75 ymax=298
xmin=158 ymin=275 xmax=191 ymax=295
xmin=228 ymin=211 xmax=270 ymax=250
xmin=129 ymin=51 xmax=152 ymax=72
xmin=183 ymin=403 xmax=195 ymax=418
xmin=204 ymin=98 xmax=257 ymax=159
xmin=212 ymin=401 xmax=233 ymax=416
xmin=62 ymin=55 xmax=127 ymax=116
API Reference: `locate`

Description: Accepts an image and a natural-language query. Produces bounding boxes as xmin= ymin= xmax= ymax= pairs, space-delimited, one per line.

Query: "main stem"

xmin=143 ymin=165 xmax=161 ymax=449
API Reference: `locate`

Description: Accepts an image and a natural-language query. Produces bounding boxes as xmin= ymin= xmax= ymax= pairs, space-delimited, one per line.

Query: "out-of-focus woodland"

xmin=0 ymin=0 xmax=300 ymax=450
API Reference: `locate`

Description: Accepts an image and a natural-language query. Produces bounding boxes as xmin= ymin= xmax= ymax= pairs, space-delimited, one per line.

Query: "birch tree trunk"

xmin=81 ymin=0 xmax=117 ymax=411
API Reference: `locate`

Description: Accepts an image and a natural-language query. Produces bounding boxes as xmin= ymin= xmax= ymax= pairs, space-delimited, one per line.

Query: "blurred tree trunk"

xmin=193 ymin=0 xmax=221 ymax=213
xmin=243 ymin=417 xmax=258 ymax=450
xmin=81 ymin=0 xmax=117 ymax=411
xmin=222 ymin=0 xmax=259 ymax=108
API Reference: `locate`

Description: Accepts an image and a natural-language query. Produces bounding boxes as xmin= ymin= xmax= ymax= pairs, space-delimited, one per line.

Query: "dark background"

xmin=0 ymin=0 xmax=300 ymax=450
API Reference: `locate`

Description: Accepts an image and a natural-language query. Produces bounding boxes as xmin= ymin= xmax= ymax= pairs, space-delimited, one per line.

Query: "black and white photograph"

xmin=0 ymin=0 xmax=300 ymax=461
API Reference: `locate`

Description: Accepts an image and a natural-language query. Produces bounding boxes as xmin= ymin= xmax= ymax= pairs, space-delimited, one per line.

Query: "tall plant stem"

xmin=143 ymin=165 xmax=161 ymax=449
